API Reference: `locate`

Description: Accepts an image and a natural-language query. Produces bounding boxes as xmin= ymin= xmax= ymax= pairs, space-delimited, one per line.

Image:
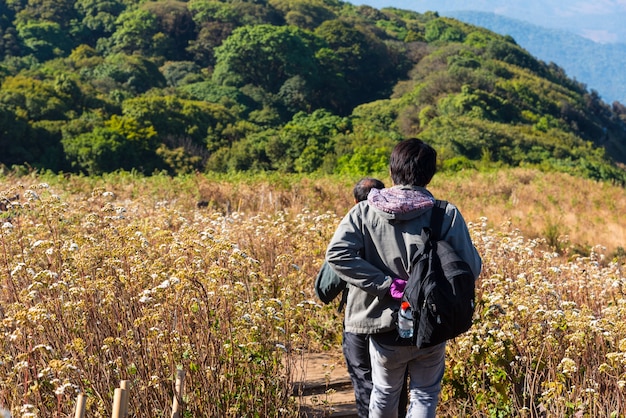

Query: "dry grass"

xmin=0 ymin=168 xmax=625 ymax=417
xmin=428 ymin=168 xmax=626 ymax=256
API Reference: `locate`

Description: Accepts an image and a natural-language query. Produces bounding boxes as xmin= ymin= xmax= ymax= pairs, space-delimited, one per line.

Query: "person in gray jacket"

xmin=325 ymin=138 xmax=482 ymax=418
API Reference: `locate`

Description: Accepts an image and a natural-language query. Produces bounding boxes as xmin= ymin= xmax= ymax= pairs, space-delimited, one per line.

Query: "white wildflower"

xmin=24 ymin=189 xmax=38 ymax=199
xmin=10 ymin=263 xmax=26 ymax=277
xmin=558 ymin=357 xmax=578 ymax=377
xmin=54 ymin=382 xmax=74 ymax=395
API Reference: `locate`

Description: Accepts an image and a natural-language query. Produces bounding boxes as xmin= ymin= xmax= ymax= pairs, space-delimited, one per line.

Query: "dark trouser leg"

xmin=342 ymin=331 xmax=371 ymax=418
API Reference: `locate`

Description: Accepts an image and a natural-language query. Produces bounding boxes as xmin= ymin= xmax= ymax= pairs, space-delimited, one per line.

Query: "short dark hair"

xmin=389 ymin=138 xmax=437 ymax=187
xmin=353 ymin=177 xmax=385 ymax=202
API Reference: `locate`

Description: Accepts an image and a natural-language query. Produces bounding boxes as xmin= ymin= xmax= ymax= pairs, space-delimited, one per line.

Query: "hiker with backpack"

xmin=325 ymin=138 xmax=482 ymax=418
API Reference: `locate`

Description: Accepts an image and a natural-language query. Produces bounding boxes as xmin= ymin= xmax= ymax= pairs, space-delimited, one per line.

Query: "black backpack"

xmin=401 ymin=200 xmax=476 ymax=348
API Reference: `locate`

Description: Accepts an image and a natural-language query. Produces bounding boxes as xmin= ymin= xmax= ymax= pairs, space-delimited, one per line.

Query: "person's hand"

xmin=389 ymin=278 xmax=406 ymax=300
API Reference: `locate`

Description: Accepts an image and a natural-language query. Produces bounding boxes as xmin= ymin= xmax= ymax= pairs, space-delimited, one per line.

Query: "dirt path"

xmin=292 ymin=352 xmax=357 ymax=417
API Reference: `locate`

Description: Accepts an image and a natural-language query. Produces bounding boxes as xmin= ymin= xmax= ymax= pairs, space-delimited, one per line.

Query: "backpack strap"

xmin=430 ymin=199 xmax=448 ymax=240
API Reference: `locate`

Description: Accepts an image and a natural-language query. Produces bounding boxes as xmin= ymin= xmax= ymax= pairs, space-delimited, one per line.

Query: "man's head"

xmin=353 ymin=177 xmax=385 ymax=203
xmin=389 ymin=138 xmax=437 ymax=187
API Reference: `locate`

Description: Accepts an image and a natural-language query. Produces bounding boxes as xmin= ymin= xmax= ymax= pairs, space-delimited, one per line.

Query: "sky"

xmin=345 ymin=0 xmax=626 ymax=43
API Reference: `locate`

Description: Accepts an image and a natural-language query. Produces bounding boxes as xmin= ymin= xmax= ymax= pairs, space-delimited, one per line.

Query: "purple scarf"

xmin=368 ymin=187 xmax=435 ymax=214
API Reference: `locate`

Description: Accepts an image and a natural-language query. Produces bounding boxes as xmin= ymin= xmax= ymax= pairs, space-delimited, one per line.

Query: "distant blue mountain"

xmin=346 ymin=0 xmax=626 ymax=44
xmin=442 ymin=11 xmax=626 ymax=105
xmin=346 ymin=1 xmax=626 ymax=105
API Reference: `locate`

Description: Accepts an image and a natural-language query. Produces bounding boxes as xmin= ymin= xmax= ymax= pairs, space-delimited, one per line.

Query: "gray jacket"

xmin=325 ymin=185 xmax=482 ymax=335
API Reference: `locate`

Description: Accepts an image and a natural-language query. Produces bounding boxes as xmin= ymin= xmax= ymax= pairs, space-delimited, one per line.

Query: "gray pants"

xmin=343 ymin=331 xmax=409 ymax=418
xmin=368 ymin=338 xmax=445 ymax=418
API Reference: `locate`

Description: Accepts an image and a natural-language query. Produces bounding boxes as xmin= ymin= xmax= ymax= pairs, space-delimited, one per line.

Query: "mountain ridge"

xmin=346 ymin=1 xmax=626 ymax=104
xmin=345 ymin=0 xmax=626 ymax=44
xmin=443 ymin=10 xmax=626 ymax=105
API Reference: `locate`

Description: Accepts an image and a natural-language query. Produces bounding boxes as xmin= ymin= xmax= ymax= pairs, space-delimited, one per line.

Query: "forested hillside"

xmin=1 ymin=0 xmax=626 ymax=184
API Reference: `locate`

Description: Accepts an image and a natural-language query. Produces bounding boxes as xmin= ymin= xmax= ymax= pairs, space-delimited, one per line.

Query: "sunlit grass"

xmin=0 ymin=169 xmax=625 ymax=416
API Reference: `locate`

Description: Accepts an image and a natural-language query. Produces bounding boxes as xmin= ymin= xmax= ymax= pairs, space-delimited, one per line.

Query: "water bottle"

xmin=397 ymin=301 xmax=414 ymax=339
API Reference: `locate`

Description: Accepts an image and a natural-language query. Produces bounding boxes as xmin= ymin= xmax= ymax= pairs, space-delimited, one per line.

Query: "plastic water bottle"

xmin=397 ymin=301 xmax=414 ymax=339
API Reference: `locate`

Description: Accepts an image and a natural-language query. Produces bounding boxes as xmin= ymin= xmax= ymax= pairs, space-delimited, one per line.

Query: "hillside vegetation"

xmin=1 ymin=170 xmax=626 ymax=416
xmin=1 ymin=0 xmax=626 ymax=185
xmin=446 ymin=10 xmax=626 ymax=106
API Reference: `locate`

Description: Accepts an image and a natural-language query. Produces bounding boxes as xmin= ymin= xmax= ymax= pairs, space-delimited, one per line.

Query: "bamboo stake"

xmin=111 ymin=388 xmax=123 ymax=418
xmin=119 ymin=380 xmax=129 ymax=417
xmin=74 ymin=393 xmax=86 ymax=418
xmin=171 ymin=369 xmax=185 ymax=418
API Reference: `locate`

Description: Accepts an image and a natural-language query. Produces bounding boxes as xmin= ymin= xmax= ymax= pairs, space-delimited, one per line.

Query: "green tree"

xmin=160 ymin=60 xmax=203 ymax=87
xmin=15 ymin=20 xmax=72 ymax=60
xmin=91 ymin=53 xmax=166 ymax=94
xmin=270 ymin=0 xmax=336 ymax=30
xmin=75 ymin=0 xmax=125 ymax=42
xmin=264 ymin=109 xmax=349 ymax=172
xmin=335 ymin=145 xmax=390 ymax=176
xmin=212 ymin=24 xmax=321 ymax=94
xmin=141 ymin=1 xmax=196 ymax=61
xmin=14 ymin=0 xmax=78 ymax=26
xmin=106 ymin=8 xmax=159 ymax=56
xmin=0 ymin=74 xmax=69 ymax=120
xmin=314 ymin=19 xmax=404 ymax=114
xmin=62 ymin=115 xmax=160 ymax=174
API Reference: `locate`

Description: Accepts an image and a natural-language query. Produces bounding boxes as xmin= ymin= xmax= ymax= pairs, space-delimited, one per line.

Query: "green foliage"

xmin=0 ymin=74 xmax=70 ymax=120
xmin=105 ymin=8 xmax=160 ymax=56
xmin=278 ymin=0 xmax=337 ymax=30
xmin=62 ymin=115 xmax=160 ymax=174
xmin=179 ymin=81 xmax=258 ymax=117
xmin=0 ymin=0 xmax=623 ymax=184
xmin=0 ymin=102 xmax=35 ymax=167
xmin=91 ymin=53 xmax=166 ymax=94
xmin=267 ymin=109 xmax=350 ymax=173
xmin=75 ymin=0 xmax=125 ymax=37
xmin=335 ymin=145 xmax=390 ymax=176
xmin=160 ymin=60 xmax=203 ymax=87
xmin=213 ymin=24 xmax=319 ymax=91
xmin=121 ymin=94 xmax=237 ymax=160
xmin=140 ymin=0 xmax=196 ymax=61
xmin=424 ymin=18 xmax=466 ymax=43
xmin=314 ymin=18 xmax=406 ymax=113
xmin=15 ymin=20 xmax=73 ymax=60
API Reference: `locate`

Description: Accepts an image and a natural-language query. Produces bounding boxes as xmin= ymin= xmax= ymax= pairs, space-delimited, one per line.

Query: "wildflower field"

xmin=1 ymin=169 xmax=625 ymax=417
